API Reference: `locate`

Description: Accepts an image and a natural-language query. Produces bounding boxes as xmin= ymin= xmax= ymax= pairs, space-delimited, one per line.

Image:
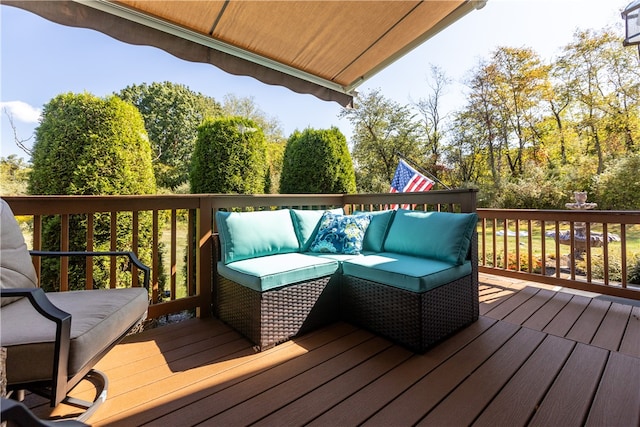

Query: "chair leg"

xmin=61 ymin=370 xmax=108 ymax=423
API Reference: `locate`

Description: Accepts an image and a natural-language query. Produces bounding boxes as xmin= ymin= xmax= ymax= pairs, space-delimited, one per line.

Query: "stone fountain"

xmin=546 ymin=191 xmax=619 ymax=259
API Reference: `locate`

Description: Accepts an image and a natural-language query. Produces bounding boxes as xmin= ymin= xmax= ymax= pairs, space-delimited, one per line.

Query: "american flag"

xmin=389 ymin=159 xmax=434 ymax=208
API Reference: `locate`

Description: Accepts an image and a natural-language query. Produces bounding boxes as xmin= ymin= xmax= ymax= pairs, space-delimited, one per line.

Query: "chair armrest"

xmin=1 ymin=397 xmax=88 ymax=426
xmin=0 ymin=287 xmax=71 ymax=404
xmin=30 ymin=251 xmax=150 ymax=290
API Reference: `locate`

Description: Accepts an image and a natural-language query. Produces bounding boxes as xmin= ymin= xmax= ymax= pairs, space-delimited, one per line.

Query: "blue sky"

xmin=0 ymin=1 xmax=627 ymax=160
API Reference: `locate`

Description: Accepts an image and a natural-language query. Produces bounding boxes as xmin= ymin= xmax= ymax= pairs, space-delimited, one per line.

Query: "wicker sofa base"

xmin=216 ymin=273 xmax=339 ymax=350
xmin=340 ymin=274 xmax=479 ymax=353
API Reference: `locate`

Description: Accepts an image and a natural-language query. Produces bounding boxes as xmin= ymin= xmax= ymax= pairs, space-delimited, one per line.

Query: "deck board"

xmin=306 ymin=317 xmax=498 ymax=427
xmin=566 ymin=299 xmax=612 ymax=344
xmin=590 ymin=302 xmax=633 ymax=352
xmin=528 ymin=343 xmax=609 ymax=427
xmin=584 ymin=351 xmax=640 ymax=426
xmin=472 ymin=334 xmax=576 ymax=427
xmin=361 ymin=321 xmax=521 ymax=426
xmin=21 ymin=274 xmax=640 ymax=426
xmin=417 ymin=327 xmax=546 ymax=426
xmin=619 ymin=306 xmax=640 ymax=358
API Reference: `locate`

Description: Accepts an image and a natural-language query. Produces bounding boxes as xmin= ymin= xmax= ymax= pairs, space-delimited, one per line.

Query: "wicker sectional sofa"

xmin=213 ymin=207 xmax=478 ymax=353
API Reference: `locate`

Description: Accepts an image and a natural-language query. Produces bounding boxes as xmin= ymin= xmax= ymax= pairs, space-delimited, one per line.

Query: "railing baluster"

xmin=171 ymin=209 xmax=177 ymax=301
xmin=110 ymin=211 xmax=117 ymax=288
xmin=586 ymin=222 xmax=592 ymax=283
xmin=515 ymin=219 xmax=521 ymax=272
xmin=621 ymin=224 xmax=627 ymax=288
xmin=86 ymin=214 xmax=94 ymax=290
xmin=152 ymin=210 xmax=159 ymax=302
xmin=555 ymin=221 xmax=561 ymax=279
xmin=527 ymin=220 xmax=533 ymax=273
xmin=60 ymin=214 xmax=69 ymax=292
xmin=132 ymin=211 xmax=139 ymax=288
xmin=603 ymin=223 xmax=609 ymax=286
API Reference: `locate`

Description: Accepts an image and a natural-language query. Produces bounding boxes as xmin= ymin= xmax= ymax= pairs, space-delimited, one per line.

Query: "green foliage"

xmin=583 ymin=254 xmax=623 ymax=283
xmin=0 ymin=155 xmax=30 ymax=195
xmin=117 ymin=82 xmax=222 ymax=190
xmin=30 ymin=92 xmax=156 ymax=195
xmin=340 ymin=89 xmax=421 ymax=193
xmin=265 ymin=141 xmax=285 ymax=193
xmin=280 ymin=127 xmax=356 ymax=194
xmin=495 ymin=162 xmax=570 ymax=209
xmin=28 ymin=92 xmax=157 ymax=291
xmin=221 ymin=94 xmax=285 ymax=144
xmin=190 ymin=116 xmax=267 ymax=194
xmin=592 ymin=153 xmax=640 ymax=210
xmin=439 ymin=27 xmax=640 ymax=207
xmin=627 ymin=254 xmax=640 ymax=284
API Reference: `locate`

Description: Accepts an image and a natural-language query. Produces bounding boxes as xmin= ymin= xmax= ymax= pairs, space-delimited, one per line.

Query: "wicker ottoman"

xmin=216 ymin=272 xmax=339 ymax=350
xmin=340 ymin=273 xmax=479 ymax=353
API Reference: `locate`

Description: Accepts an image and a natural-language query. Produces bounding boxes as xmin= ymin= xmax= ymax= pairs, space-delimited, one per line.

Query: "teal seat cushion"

xmin=217 ymin=253 xmax=339 ymax=292
xmin=383 ymin=210 xmax=478 ymax=265
xmin=342 ymin=252 xmax=472 ymax=293
xmin=216 ymin=209 xmax=300 ymax=264
xmin=290 ymin=208 xmax=344 ymax=251
xmin=354 ymin=209 xmax=395 ymax=252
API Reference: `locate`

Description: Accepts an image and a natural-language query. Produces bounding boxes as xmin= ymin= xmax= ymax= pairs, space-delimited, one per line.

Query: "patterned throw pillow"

xmin=309 ymin=212 xmax=372 ymax=255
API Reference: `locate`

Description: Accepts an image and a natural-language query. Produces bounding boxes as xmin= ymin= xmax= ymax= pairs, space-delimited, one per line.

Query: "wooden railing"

xmin=5 ymin=191 xmax=637 ymax=321
xmin=477 ymin=209 xmax=640 ymax=300
xmin=3 ymin=190 xmax=476 ymax=320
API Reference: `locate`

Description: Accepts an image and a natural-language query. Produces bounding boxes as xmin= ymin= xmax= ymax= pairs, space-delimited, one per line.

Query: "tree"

xmin=221 ymin=94 xmax=286 ymax=193
xmin=29 ymin=92 xmax=157 ymax=291
xmin=280 ymin=127 xmax=356 ymax=194
xmin=117 ymin=82 xmax=222 ymax=190
xmin=339 ymin=89 xmax=421 ymax=192
xmin=414 ymin=65 xmax=451 ymax=176
xmin=190 ymin=116 xmax=267 ymax=194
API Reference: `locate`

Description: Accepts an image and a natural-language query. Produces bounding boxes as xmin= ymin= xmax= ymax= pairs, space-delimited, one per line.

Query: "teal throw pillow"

xmin=310 ymin=212 xmax=372 ymax=255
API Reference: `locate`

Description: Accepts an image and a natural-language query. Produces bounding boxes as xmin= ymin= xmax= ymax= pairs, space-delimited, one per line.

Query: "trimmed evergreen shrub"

xmin=279 ymin=127 xmax=356 ymax=194
xmin=29 ymin=92 xmax=157 ymax=291
xmin=190 ymin=116 xmax=267 ymax=194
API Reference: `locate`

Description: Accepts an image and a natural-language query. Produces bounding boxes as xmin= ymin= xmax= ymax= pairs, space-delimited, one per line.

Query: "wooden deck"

xmin=26 ymin=274 xmax=640 ymax=426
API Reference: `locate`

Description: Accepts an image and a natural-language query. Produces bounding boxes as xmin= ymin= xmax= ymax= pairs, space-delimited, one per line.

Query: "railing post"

xmin=196 ymin=196 xmax=213 ymax=318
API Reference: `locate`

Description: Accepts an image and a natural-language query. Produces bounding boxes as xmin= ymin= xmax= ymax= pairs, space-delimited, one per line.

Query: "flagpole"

xmin=395 ymin=151 xmax=451 ymax=190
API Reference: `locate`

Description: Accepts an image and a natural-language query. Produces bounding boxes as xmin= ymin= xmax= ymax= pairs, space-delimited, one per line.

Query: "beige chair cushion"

xmin=0 ymin=287 xmax=148 ymax=384
xmin=0 ymin=199 xmax=38 ymax=306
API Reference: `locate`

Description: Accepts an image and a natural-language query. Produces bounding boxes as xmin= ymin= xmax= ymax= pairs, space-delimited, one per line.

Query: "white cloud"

xmin=0 ymin=101 xmax=42 ymax=123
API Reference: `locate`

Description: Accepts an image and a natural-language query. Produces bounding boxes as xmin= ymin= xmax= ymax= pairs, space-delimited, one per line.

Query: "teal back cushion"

xmin=354 ymin=210 xmax=395 ymax=252
xmin=290 ymin=208 xmax=344 ymax=251
xmin=216 ymin=209 xmax=300 ymax=264
xmin=383 ymin=210 xmax=478 ymax=265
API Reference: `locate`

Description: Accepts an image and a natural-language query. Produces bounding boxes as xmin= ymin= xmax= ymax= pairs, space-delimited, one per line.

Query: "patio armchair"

xmin=0 ymin=199 xmax=150 ymax=422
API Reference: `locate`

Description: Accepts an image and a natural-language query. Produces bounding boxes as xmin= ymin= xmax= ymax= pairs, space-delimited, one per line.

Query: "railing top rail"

xmin=478 ymin=208 xmax=640 ymax=223
xmin=2 ymin=194 xmax=203 ymax=215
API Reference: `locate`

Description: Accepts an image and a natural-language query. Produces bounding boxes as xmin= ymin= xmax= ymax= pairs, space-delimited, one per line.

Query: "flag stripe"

xmin=389 ymin=159 xmax=434 ymax=194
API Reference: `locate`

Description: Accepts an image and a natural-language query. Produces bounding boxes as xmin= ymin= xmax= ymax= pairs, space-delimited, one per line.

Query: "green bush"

xmin=190 ymin=116 xmax=267 ymax=194
xmin=626 ymin=254 xmax=640 ymax=284
xmin=280 ymin=127 xmax=356 ymax=194
xmin=593 ymin=153 xmax=640 ymax=210
xmin=29 ymin=92 xmax=157 ymax=291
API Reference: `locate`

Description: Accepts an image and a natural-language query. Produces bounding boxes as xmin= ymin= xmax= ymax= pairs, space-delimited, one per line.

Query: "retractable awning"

xmin=4 ymin=0 xmax=486 ymax=106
